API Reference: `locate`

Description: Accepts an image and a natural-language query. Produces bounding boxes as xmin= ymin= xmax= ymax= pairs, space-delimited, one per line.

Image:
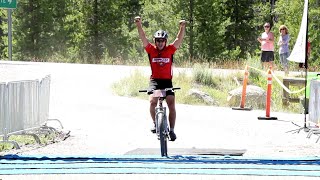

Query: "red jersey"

xmin=145 ymin=43 xmax=177 ymax=79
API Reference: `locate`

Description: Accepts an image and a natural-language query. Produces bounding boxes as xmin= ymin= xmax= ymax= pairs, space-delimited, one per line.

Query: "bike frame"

xmin=153 ymin=90 xmax=168 ymax=135
xmin=139 ymin=87 xmax=180 ymax=157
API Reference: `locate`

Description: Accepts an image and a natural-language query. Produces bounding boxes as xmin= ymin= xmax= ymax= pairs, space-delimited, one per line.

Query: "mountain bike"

xmin=139 ymin=87 xmax=180 ymax=157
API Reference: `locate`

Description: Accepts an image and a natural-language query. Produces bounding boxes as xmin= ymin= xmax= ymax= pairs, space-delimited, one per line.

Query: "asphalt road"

xmin=1 ymin=60 xmax=320 ymax=179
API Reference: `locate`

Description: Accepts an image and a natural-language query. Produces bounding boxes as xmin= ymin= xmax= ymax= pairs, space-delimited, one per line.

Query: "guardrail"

xmin=0 ymin=75 xmax=52 ymax=149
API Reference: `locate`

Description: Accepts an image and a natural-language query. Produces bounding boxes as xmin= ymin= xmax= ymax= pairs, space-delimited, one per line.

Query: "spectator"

xmin=257 ymin=22 xmax=275 ymax=70
xmin=277 ymin=25 xmax=290 ymax=76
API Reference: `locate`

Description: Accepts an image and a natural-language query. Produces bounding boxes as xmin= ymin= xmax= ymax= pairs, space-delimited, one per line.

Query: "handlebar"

xmin=139 ymin=87 xmax=181 ymax=93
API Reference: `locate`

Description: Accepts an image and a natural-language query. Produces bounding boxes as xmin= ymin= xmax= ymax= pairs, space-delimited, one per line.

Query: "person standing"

xmin=277 ymin=25 xmax=290 ymax=76
xmin=257 ymin=22 xmax=275 ymax=70
xmin=134 ymin=16 xmax=186 ymax=141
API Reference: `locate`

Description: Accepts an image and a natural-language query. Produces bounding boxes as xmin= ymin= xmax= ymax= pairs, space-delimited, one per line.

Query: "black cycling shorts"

xmin=148 ymin=79 xmax=174 ymax=96
xmin=261 ymin=51 xmax=274 ymax=62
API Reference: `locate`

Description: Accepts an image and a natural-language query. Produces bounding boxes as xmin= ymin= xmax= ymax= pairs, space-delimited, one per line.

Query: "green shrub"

xmin=192 ymin=64 xmax=218 ymax=87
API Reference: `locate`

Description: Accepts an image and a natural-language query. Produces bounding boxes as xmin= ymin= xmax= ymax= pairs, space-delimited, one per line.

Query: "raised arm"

xmin=173 ymin=20 xmax=187 ymax=49
xmin=135 ymin=16 xmax=149 ymax=48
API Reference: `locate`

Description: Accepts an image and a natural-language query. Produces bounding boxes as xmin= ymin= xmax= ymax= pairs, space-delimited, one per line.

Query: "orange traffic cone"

xmin=258 ymin=67 xmax=277 ymax=120
xmin=232 ymin=65 xmax=252 ymax=111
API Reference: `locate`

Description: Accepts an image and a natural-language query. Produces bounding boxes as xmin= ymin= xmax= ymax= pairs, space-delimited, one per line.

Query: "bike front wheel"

xmin=157 ymin=113 xmax=168 ymax=157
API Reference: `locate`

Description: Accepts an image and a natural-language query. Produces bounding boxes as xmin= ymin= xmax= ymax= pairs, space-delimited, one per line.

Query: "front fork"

xmin=155 ymin=107 xmax=167 ymax=136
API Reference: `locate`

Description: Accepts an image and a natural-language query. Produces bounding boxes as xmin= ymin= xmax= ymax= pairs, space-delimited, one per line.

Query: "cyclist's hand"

xmin=134 ymin=16 xmax=141 ymax=23
xmin=179 ymin=20 xmax=187 ymax=26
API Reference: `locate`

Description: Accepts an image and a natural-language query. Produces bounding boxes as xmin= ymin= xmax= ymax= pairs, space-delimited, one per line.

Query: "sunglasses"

xmin=280 ymin=28 xmax=285 ymax=30
xmin=264 ymin=26 xmax=270 ymax=28
xmin=155 ymin=39 xmax=166 ymax=43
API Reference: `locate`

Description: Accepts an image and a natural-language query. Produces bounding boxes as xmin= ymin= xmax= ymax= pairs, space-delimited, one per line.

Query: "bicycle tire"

xmin=157 ymin=112 xmax=168 ymax=157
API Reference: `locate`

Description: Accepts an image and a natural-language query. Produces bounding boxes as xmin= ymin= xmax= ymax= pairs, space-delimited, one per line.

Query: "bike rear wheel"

xmin=157 ymin=113 xmax=168 ymax=157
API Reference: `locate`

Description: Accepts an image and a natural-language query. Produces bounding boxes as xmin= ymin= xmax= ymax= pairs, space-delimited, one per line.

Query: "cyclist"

xmin=134 ymin=16 xmax=186 ymax=141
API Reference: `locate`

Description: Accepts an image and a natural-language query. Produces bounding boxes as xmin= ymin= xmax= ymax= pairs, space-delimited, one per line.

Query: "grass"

xmin=0 ymin=133 xmax=56 ymax=152
xmin=111 ymin=70 xmax=149 ymax=97
xmin=111 ymin=63 xmax=304 ymax=113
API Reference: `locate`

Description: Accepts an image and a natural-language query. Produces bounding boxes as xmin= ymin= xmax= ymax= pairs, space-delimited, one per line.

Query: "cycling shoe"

xmin=169 ymin=131 xmax=176 ymax=141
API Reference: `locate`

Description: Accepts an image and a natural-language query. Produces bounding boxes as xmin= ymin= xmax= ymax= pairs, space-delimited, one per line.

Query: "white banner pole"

xmin=287 ymin=0 xmax=308 ymax=63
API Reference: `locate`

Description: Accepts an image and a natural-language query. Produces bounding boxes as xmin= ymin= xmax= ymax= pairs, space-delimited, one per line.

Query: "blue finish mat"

xmin=1 ymin=155 xmax=320 ymax=176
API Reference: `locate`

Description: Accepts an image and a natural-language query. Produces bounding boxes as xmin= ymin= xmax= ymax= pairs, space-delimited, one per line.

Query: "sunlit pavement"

xmin=1 ymin=61 xmax=320 ymax=179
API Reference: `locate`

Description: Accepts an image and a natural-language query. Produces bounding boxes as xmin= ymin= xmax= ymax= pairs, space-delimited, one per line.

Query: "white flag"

xmin=287 ymin=0 xmax=308 ymax=63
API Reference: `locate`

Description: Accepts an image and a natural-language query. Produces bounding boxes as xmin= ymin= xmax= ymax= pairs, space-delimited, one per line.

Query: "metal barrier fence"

xmin=0 ymin=83 xmax=7 ymax=137
xmin=307 ymin=79 xmax=320 ymax=143
xmin=309 ymin=79 xmax=320 ymax=126
xmin=0 ymin=75 xmax=51 ymax=148
xmin=39 ymin=75 xmax=51 ymax=128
